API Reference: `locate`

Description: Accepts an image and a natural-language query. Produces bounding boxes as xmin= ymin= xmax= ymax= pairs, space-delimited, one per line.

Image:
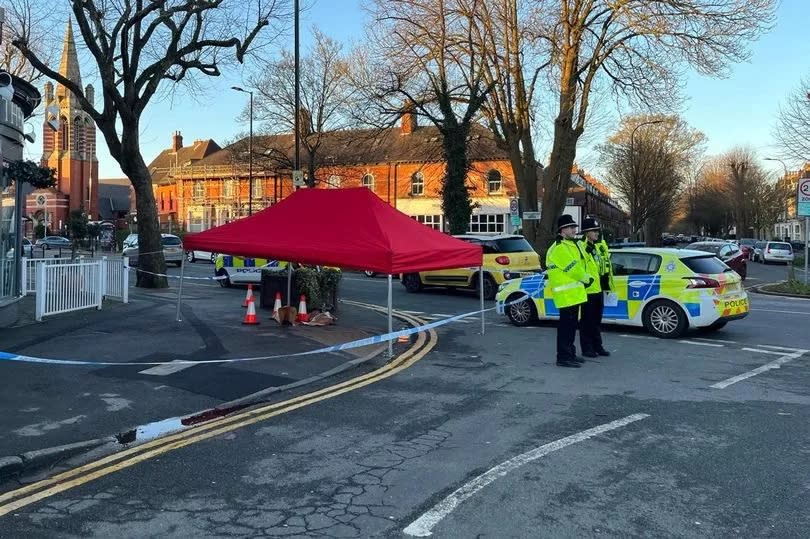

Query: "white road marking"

xmin=742 ymin=348 xmax=790 ymax=356
xmin=752 ymin=308 xmax=810 ymax=315
xmin=694 ymin=337 xmax=738 ymax=344
xmin=139 ymin=360 xmax=196 ymax=376
xmin=402 ymin=413 xmax=650 ymax=537
xmin=757 ymin=344 xmax=808 ymax=352
xmin=618 ymin=334 xmax=655 ymax=340
xmin=678 ymin=340 xmax=724 ymax=347
xmin=710 ymin=350 xmax=808 ymax=389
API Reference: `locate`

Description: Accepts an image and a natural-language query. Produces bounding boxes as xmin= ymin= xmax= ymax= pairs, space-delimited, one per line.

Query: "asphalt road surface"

xmin=1 ymin=260 xmax=808 ymax=538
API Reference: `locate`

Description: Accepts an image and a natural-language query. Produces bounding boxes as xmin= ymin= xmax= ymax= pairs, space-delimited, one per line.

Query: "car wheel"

xmin=506 ymin=293 xmax=537 ymax=327
xmin=477 ymin=273 xmax=497 ymax=301
xmin=364 ymin=270 xmax=377 ymax=278
xmin=186 ymin=251 xmax=196 ymax=263
xmin=642 ymin=299 xmax=688 ymax=338
xmin=402 ymin=273 xmax=423 ymax=293
xmin=216 ymin=269 xmax=231 ymax=288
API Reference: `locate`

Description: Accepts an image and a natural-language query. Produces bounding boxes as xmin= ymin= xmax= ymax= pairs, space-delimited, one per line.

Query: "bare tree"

xmin=534 ymin=0 xmax=776 ymax=250
xmin=468 ymin=0 xmax=549 ymax=247
xmin=10 ymin=0 xmax=285 ymax=288
xmin=0 ymin=0 xmax=56 ymax=82
xmin=775 ymin=76 xmax=810 ymax=161
xmin=247 ymin=27 xmax=355 ymax=187
xmin=361 ymin=0 xmax=495 ymax=234
xmin=601 ymin=115 xmax=705 ymax=245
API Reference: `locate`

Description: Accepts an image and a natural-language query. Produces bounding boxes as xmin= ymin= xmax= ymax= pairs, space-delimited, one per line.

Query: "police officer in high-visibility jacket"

xmin=545 ymin=214 xmax=593 ymax=368
xmin=578 ymin=217 xmax=611 ymax=357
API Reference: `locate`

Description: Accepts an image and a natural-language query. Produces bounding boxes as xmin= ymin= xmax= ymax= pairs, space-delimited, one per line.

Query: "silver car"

xmin=761 ymin=241 xmax=794 ymax=264
xmin=122 ymin=233 xmax=184 ymax=266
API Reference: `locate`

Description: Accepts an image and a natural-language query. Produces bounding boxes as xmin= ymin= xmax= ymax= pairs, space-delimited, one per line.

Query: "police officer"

xmin=579 ymin=217 xmax=612 ymax=357
xmin=546 ymin=215 xmax=592 ymax=368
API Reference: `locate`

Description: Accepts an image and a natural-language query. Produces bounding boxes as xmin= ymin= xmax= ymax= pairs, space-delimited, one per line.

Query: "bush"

xmin=763 ymin=280 xmax=810 ymax=296
xmin=292 ymin=266 xmax=342 ymax=312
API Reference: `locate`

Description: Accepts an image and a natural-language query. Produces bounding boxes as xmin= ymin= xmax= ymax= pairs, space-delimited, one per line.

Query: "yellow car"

xmin=495 ymin=247 xmax=749 ymax=338
xmin=400 ymin=234 xmax=541 ymax=300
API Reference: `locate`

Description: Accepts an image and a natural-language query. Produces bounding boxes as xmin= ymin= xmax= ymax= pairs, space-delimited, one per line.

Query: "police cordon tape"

xmin=0 ymin=294 xmax=531 ymax=367
xmin=129 ymin=266 xmax=228 ymax=281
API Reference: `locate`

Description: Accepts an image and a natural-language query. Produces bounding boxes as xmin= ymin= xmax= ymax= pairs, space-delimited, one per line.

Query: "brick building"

xmin=27 ymin=19 xmax=99 ymax=230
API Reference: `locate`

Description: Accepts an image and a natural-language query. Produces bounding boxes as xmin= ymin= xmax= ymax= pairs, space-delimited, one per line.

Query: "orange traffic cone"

xmin=242 ymin=296 xmax=260 ymax=325
xmin=296 ymin=294 xmax=309 ymax=323
xmin=271 ymin=292 xmax=282 ymax=322
xmin=242 ymin=284 xmax=254 ymax=307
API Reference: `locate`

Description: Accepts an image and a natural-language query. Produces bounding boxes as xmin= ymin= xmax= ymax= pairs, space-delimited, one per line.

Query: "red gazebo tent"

xmin=182 ymin=188 xmax=485 ymax=350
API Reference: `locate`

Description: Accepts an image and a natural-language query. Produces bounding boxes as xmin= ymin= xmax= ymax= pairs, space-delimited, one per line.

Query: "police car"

xmin=495 ymin=248 xmax=749 ymax=338
xmin=214 ymin=255 xmax=289 ymax=287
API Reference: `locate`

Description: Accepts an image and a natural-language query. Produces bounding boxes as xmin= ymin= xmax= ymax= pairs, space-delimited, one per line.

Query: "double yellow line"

xmin=0 ymin=306 xmax=435 ymax=517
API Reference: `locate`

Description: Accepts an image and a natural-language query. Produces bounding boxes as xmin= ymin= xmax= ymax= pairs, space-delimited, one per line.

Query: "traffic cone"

xmin=397 ymin=326 xmax=410 ymax=343
xmin=296 ymin=294 xmax=309 ymax=323
xmin=271 ymin=292 xmax=282 ymax=322
xmin=242 ymin=284 xmax=254 ymax=307
xmin=242 ymin=296 xmax=260 ymax=325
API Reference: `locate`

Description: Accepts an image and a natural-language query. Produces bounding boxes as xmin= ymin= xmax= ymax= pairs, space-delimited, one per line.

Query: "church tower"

xmin=36 ymin=18 xmax=99 ymax=228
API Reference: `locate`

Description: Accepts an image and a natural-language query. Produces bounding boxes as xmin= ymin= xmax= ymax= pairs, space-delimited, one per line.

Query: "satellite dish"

xmin=45 ymin=104 xmax=60 ymax=131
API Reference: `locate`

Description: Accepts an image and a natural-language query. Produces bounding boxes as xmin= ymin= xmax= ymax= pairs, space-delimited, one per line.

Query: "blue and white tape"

xmin=130 ymin=266 xmax=227 ymax=281
xmin=0 ymin=295 xmax=531 ymax=368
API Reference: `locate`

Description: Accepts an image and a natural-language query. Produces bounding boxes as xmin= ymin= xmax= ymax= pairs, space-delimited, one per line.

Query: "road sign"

xmin=798 ymin=178 xmax=810 ymax=217
xmin=292 ymin=170 xmax=305 ymax=187
xmin=522 ymin=211 xmax=541 ymax=220
xmin=509 ymin=198 xmax=519 ymax=216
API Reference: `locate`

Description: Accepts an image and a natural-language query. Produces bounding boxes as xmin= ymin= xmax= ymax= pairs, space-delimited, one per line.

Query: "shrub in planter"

xmin=294 ymin=266 xmax=322 ymax=311
xmin=317 ymin=268 xmax=342 ymax=312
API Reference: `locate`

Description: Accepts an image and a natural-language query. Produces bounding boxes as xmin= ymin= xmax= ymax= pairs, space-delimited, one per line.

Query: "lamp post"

xmin=629 ymin=119 xmax=664 ymax=241
xmin=294 ymin=0 xmax=301 ymax=187
xmin=231 ymin=86 xmax=254 ymax=215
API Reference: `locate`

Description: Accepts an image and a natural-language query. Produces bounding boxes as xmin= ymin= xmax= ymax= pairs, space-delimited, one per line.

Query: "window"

xmin=361 ymin=173 xmax=374 ymax=190
xmin=193 ymin=182 xmax=204 ymax=198
xmin=414 ymin=215 xmax=442 ymax=230
xmin=681 ymin=255 xmax=728 ymax=274
xmin=468 ymin=213 xmax=505 ymax=233
xmin=611 ymin=253 xmax=661 ymax=276
xmin=329 ymin=175 xmax=342 ymax=189
xmin=251 ymin=179 xmax=263 ymax=199
xmin=169 ymin=194 xmax=174 ymax=210
xmin=160 ymin=194 xmax=165 ymax=210
xmin=411 ymin=171 xmax=424 ymax=196
xmin=59 ymin=117 xmax=68 ymax=151
xmin=487 ymin=169 xmax=502 ymax=193
xmin=223 ymin=180 xmax=235 ymax=198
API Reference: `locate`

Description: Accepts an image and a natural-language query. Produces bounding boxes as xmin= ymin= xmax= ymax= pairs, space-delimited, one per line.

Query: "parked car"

xmin=496 ymin=247 xmax=748 ymax=338
xmin=35 ymin=236 xmax=71 ymax=250
xmin=400 ymin=234 xmax=541 ymax=300
xmin=214 ymin=255 xmax=289 ymax=287
xmin=759 ymin=241 xmax=794 ymax=265
xmin=685 ymin=241 xmax=747 ymax=280
xmin=185 ymin=249 xmax=218 ymax=264
xmin=736 ymin=238 xmax=756 ymax=259
xmin=4 ymin=238 xmax=33 ymax=258
xmin=122 ymin=233 xmax=184 ymax=266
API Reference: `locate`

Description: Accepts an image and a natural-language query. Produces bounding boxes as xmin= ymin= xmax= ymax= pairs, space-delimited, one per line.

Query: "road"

xmin=1 ymin=260 xmax=809 ymax=537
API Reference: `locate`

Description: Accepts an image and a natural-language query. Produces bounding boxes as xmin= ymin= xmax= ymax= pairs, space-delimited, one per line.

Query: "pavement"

xmin=0 ymin=273 xmax=395 ymax=483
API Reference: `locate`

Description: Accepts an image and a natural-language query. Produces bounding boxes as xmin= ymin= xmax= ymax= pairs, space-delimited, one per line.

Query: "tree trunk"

xmin=509 ymin=130 xmax=540 ymax=246
xmin=538 ymin=122 xmax=579 ymax=254
xmin=119 ymin=128 xmax=168 ymax=289
xmin=441 ymin=124 xmax=473 ymax=235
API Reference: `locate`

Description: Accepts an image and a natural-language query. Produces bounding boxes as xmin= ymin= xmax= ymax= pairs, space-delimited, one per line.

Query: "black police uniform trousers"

xmin=579 ymin=291 xmax=604 ymax=354
xmin=557 ymin=303 xmax=583 ymax=362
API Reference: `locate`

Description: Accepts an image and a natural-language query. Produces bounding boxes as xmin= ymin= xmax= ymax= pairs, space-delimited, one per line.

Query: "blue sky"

xmin=25 ymin=0 xmax=809 ymax=179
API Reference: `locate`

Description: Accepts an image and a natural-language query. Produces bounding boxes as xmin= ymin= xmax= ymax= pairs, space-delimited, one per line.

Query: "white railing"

xmin=0 ymin=258 xmax=14 ymax=297
xmin=21 ymin=257 xmax=75 ymax=295
xmin=35 ymin=260 xmax=104 ymax=321
xmin=102 ymin=256 xmax=129 ymax=303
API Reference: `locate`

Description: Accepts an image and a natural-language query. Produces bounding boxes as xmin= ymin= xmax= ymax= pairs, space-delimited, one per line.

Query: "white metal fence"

xmin=35 ymin=260 xmax=104 ymax=321
xmin=102 ymin=256 xmax=129 ymax=302
xmin=0 ymin=258 xmax=13 ymax=297
xmin=21 ymin=257 xmax=74 ymax=295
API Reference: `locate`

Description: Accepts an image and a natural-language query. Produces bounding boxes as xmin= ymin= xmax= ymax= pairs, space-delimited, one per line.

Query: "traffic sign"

xmin=292 ymin=170 xmax=305 ymax=187
xmin=522 ymin=211 xmax=541 ymax=220
xmin=798 ymin=178 xmax=810 ymax=217
xmin=509 ymin=198 xmax=519 ymax=216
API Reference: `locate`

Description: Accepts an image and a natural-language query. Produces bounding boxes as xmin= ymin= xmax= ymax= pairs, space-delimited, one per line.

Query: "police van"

xmin=214 ymin=255 xmax=289 ymax=287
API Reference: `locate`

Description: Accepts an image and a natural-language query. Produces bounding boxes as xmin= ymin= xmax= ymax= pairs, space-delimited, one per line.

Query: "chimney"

xmin=401 ymin=100 xmax=417 ymax=135
xmin=85 ymin=84 xmax=94 ymax=106
xmin=171 ymin=131 xmax=183 ymax=151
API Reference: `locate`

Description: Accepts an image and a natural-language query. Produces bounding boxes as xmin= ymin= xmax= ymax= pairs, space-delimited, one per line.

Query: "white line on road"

xmin=678 ymin=340 xmax=724 ymax=347
xmin=757 ymin=344 xmax=808 ymax=352
xmin=139 ymin=360 xmax=196 ymax=376
xmin=752 ymin=309 xmax=810 ymax=315
xmin=693 ymin=337 xmax=738 ymax=344
xmin=743 ymin=348 xmax=791 ymax=356
xmin=618 ymin=334 xmax=655 ymax=340
xmin=402 ymin=413 xmax=650 ymax=537
xmin=710 ymin=350 xmax=808 ymax=389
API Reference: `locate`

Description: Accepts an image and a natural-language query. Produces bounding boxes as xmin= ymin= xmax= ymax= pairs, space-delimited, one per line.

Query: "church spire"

xmin=56 ymin=18 xmax=83 ymax=103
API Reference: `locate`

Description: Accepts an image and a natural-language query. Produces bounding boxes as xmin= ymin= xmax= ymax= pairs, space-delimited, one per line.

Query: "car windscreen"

xmin=161 ymin=236 xmax=182 ymax=246
xmin=493 ymin=238 xmax=535 ymax=253
xmin=681 ymin=255 xmax=728 ymax=274
xmin=686 ymin=243 xmax=722 ymax=254
xmin=769 ymin=242 xmax=791 ymax=251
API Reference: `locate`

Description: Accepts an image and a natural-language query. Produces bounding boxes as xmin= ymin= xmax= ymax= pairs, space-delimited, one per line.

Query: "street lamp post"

xmin=294 ymin=0 xmax=301 ymax=186
xmin=231 ymin=86 xmax=254 ymax=216
xmin=629 ymin=119 xmax=664 ymax=241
